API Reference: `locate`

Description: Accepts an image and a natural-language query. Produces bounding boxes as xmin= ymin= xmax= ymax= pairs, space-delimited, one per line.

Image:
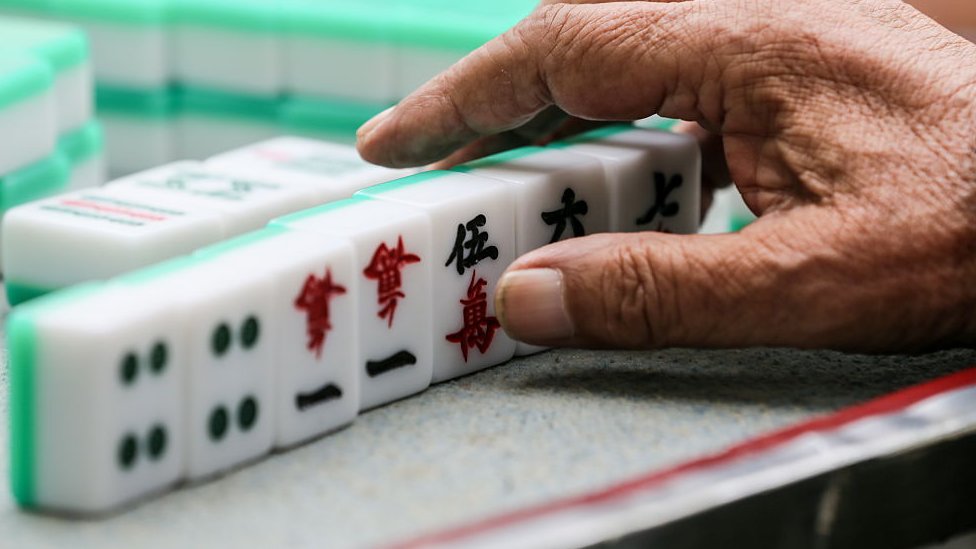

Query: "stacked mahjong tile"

xmin=0 ymin=15 xmax=103 ymax=230
xmin=6 ymin=124 xmax=701 ymax=515
xmin=0 ymin=0 xmax=537 ymax=175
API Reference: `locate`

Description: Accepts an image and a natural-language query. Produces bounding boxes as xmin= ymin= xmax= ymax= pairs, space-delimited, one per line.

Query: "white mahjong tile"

xmin=8 ymin=283 xmax=187 ymax=514
xmin=85 ymin=22 xmax=169 ymax=88
xmin=100 ymin=114 xmax=177 ymax=175
xmin=206 ymin=136 xmax=414 ymax=204
xmin=393 ymin=46 xmax=465 ymax=99
xmin=271 ymin=197 xmax=433 ymax=410
xmin=175 ymin=114 xmax=279 ymax=161
xmin=280 ymin=1 xmax=395 ymax=103
xmin=59 ymin=2 xmax=172 ymax=90
xmin=359 ymin=171 xmax=516 ymax=381
xmin=0 ymin=56 xmax=57 ymax=176
xmin=1 ymin=186 xmax=224 ymax=302
xmin=389 ymin=0 xmax=534 ymax=99
xmin=194 ymin=228 xmax=360 ymax=448
xmin=285 ymin=36 xmax=394 ymax=104
xmin=106 ymin=161 xmax=321 ymax=236
xmin=454 ymin=147 xmax=610 ymax=356
xmin=134 ymin=256 xmax=276 ymax=479
xmin=555 ymin=126 xmax=701 ymax=234
xmin=172 ymin=2 xmax=280 ymax=95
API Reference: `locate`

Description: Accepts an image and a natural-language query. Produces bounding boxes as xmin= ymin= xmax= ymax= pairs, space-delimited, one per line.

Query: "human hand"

xmin=357 ymin=0 xmax=976 ymax=352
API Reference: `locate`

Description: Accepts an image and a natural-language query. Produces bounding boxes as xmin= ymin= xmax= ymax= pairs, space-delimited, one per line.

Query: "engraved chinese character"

xmin=445 ymin=214 xmax=499 ymax=275
xmin=293 ymin=268 xmax=347 ymax=359
xmin=363 ymin=236 xmax=421 ymax=327
xmin=636 ymin=172 xmax=682 ymax=226
xmin=541 ymin=188 xmax=588 ymax=243
xmin=445 ymin=271 xmax=501 ymax=361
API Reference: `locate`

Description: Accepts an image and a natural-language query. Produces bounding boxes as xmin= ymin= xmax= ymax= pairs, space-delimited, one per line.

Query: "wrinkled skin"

xmin=357 ymin=0 xmax=976 ymax=353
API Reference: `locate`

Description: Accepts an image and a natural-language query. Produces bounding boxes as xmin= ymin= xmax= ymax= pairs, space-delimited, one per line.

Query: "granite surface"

xmin=1 ymin=340 xmax=974 ymax=548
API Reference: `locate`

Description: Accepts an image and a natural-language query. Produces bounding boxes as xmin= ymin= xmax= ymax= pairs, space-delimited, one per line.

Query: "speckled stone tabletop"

xmin=1 ymin=334 xmax=973 ymax=548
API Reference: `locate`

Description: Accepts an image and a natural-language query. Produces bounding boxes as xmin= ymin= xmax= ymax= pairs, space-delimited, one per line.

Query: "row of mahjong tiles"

xmin=2 ymin=125 xmax=701 ymax=305
xmin=7 ymin=125 xmax=701 ymax=514
xmin=0 ymin=1 xmax=536 ymax=101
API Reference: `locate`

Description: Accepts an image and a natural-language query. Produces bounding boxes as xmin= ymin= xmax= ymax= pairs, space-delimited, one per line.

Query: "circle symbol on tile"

xmin=241 ymin=316 xmax=260 ymax=349
xmin=150 ymin=341 xmax=168 ymax=374
xmin=147 ymin=424 xmax=167 ymax=460
xmin=120 ymin=353 xmax=138 ymax=385
xmin=238 ymin=396 xmax=258 ymax=431
xmin=212 ymin=323 xmax=231 ymax=357
xmin=209 ymin=406 xmax=229 ymax=441
xmin=118 ymin=433 xmax=138 ymax=470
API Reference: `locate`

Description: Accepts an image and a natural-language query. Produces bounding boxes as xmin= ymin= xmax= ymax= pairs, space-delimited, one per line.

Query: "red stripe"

xmin=390 ymin=367 xmax=976 ymax=548
xmin=61 ymin=199 xmax=167 ymax=222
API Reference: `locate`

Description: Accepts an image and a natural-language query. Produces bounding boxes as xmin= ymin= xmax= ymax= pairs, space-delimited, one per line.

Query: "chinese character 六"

xmin=636 ymin=172 xmax=682 ymax=226
xmin=445 ymin=214 xmax=499 ymax=275
xmin=445 ymin=271 xmax=501 ymax=362
xmin=293 ymin=268 xmax=347 ymax=359
xmin=363 ymin=236 xmax=421 ymax=328
xmin=541 ymin=188 xmax=588 ymax=243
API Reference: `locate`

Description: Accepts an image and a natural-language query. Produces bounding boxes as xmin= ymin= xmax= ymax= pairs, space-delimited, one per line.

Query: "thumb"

xmin=493 ymin=218 xmax=873 ymax=351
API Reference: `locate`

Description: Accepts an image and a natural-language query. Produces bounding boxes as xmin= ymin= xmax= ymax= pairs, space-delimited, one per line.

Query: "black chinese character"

xmin=636 ymin=172 xmax=682 ymax=226
xmin=445 ymin=214 xmax=499 ymax=275
xmin=541 ymin=188 xmax=588 ymax=243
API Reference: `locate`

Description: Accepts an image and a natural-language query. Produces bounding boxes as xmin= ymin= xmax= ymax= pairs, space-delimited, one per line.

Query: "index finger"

xmin=356 ymin=1 xmax=713 ymax=168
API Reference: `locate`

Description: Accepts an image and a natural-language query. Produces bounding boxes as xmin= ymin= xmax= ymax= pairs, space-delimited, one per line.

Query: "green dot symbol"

xmin=118 ymin=434 xmax=138 ymax=470
xmin=147 ymin=424 xmax=167 ymax=460
xmin=212 ymin=323 xmax=231 ymax=357
xmin=150 ymin=341 xmax=168 ymax=374
xmin=209 ymin=406 xmax=229 ymax=442
xmin=240 ymin=316 xmax=260 ymax=349
xmin=120 ymin=353 xmax=138 ymax=385
xmin=238 ymin=396 xmax=258 ymax=431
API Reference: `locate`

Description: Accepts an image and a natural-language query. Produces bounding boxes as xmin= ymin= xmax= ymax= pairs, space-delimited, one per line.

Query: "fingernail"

xmin=496 ymin=268 xmax=574 ymax=342
xmin=357 ymin=106 xmax=395 ymax=142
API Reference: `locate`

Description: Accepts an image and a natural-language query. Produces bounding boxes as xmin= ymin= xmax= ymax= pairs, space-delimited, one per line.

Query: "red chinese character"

xmin=294 ymin=268 xmax=347 ymax=358
xmin=363 ymin=236 xmax=421 ymax=328
xmin=446 ymin=271 xmax=501 ymax=361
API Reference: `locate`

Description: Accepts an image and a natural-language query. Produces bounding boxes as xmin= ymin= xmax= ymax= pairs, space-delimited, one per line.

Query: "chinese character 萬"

xmin=445 ymin=271 xmax=501 ymax=361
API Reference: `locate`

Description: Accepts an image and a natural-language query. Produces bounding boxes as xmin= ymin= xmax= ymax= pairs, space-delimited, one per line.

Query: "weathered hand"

xmin=357 ymin=0 xmax=976 ymax=352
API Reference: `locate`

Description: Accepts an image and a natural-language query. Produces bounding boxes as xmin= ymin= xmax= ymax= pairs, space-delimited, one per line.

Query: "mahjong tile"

xmin=54 ymin=0 xmax=172 ymax=89
xmin=2 ymin=186 xmax=224 ymax=304
xmin=172 ymin=0 xmax=280 ymax=95
xmin=7 ymin=283 xmax=186 ymax=514
xmin=106 ymin=161 xmax=321 ymax=236
xmin=206 ymin=136 xmax=414 ymax=204
xmin=281 ymin=1 xmax=395 ymax=104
